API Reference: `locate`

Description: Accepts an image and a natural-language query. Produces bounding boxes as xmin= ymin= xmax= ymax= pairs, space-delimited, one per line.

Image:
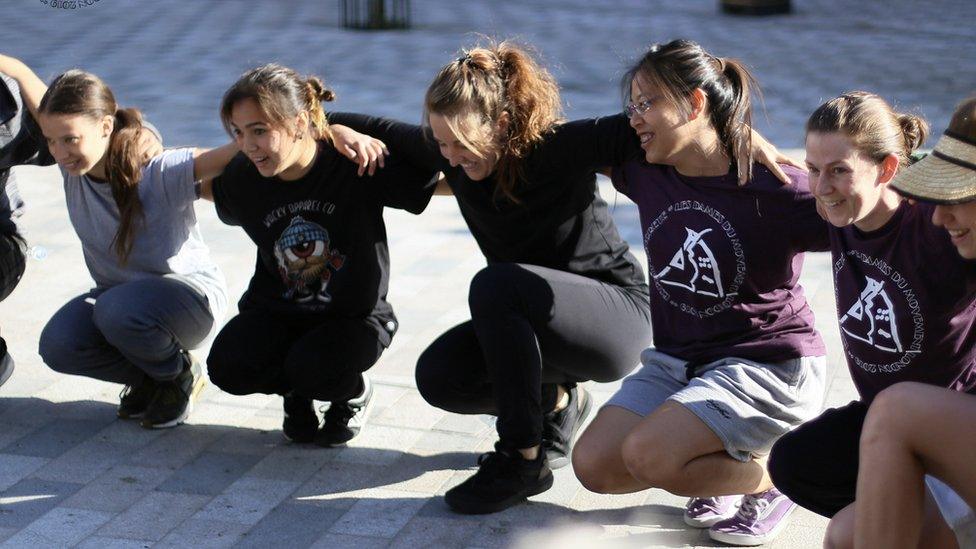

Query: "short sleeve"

xmin=366 ymin=153 xmax=437 ymax=214
xmin=784 ymin=166 xmax=830 ymax=252
xmin=145 ymin=148 xmax=197 ymax=208
xmin=211 ymin=161 xmax=243 ymax=227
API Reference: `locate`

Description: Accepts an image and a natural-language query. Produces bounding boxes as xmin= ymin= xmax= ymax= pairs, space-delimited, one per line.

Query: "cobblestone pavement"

xmin=1 ymin=1 xmax=971 ymax=547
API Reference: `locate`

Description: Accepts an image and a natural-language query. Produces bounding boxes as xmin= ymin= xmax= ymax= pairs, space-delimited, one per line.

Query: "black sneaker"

xmin=542 ymin=384 xmax=592 ymax=469
xmin=117 ymin=375 xmax=156 ymax=419
xmin=0 ymin=338 xmax=13 ymax=388
xmin=444 ymin=442 xmax=554 ymax=514
xmin=140 ymin=352 xmax=205 ymax=429
xmin=282 ymin=393 xmax=318 ymax=443
xmin=315 ymin=373 xmax=372 ymax=447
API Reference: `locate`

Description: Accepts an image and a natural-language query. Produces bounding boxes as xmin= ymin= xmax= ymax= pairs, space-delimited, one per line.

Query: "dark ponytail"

xmin=624 ymin=39 xmax=760 ymax=178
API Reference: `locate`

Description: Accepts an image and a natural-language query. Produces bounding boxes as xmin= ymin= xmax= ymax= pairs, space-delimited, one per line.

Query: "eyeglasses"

xmin=624 ymin=97 xmax=660 ymax=118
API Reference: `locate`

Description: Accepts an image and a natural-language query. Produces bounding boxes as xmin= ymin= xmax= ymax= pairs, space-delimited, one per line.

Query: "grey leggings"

xmin=39 ymin=278 xmax=214 ymax=385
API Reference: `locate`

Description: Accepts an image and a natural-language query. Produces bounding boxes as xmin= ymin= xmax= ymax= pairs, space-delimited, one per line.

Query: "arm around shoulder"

xmin=192 ymin=142 xmax=239 ymax=182
xmin=0 ymin=54 xmax=48 ymax=117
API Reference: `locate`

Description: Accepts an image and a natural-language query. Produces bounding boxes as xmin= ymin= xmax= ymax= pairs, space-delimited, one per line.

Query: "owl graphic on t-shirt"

xmin=273 ymin=216 xmax=346 ymax=303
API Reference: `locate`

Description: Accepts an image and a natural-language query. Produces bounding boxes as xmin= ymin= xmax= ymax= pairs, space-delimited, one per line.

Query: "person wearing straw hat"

xmin=767 ymin=91 xmax=976 ymax=549
xmin=851 ymin=95 xmax=976 ymax=549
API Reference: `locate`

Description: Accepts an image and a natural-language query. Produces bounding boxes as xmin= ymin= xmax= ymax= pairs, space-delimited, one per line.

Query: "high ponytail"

xmin=221 ymin=64 xmax=336 ymax=142
xmin=39 ymin=70 xmax=145 ymax=264
xmin=425 ymin=40 xmax=564 ymax=202
xmin=806 ymin=91 xmax=929 ymax=166
xmin=624 ymin=39 xmax=760 ymax=178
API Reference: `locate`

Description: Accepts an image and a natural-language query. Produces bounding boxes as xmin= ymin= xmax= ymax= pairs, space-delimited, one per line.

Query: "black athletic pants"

xmin=207 ymin=308 xmax=391 ymax=402
xmin=768 ymin=400 xmax=868 ymax=517
xmin=416 ymin=263 xmax=652 ymax=450
xmin=0 ymin=231 xmax=25 ymax=302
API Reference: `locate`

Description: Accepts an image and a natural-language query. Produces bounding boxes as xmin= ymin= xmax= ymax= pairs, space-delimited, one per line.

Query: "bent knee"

xmin=823 ymin=515 xmax=854 ymax=549
xmin=620 ymin=431 xmax=680 ymax=491
xmin=572 ymin=435 xmax=623 ymax=494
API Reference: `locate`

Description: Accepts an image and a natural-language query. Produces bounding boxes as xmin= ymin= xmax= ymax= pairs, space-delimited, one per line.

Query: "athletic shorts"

xmin=605 ymin=347 xmax=827 ymax=461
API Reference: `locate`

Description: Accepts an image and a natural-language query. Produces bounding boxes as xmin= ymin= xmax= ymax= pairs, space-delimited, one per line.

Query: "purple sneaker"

xmin=684 ymin=495 xmax=742 ymax=527
xmin=708 ymin=488 xmax=797 ymax=546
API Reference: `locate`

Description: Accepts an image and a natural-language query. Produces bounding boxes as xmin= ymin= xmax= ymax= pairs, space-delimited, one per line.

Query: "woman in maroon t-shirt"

xmin=769 ymin=92 xmax=976 ymax=548
xmin=851 ymin=96 xmax=976 ymax=548
xmin=571 ymin=39 xmax=829 ymax=547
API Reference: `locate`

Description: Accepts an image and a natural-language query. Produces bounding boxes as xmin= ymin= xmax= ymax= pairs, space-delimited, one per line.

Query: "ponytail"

xmin=39 ymin=70 xmax=146 ymax=264
xmin=106 ymin=107 xmax=146 ymax=262
xmin=623 ymin=39 xmax=760 ymax=178
xmin=425 ymin=40 xmax=563 ymax=202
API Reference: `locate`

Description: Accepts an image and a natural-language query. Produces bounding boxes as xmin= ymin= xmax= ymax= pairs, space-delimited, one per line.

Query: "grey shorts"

xmin=605 ymin=348 xmax=827 ymax=462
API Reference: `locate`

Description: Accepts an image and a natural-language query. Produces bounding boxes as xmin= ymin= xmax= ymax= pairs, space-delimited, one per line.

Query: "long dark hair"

xmin=624 ymin=39 xmax=759 ymax=178
xmin=39 ymin=70 xmax=145 ymax=264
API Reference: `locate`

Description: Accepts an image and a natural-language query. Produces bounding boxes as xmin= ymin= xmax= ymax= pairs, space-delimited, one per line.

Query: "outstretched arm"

xmin=0 ymin=54 xmax=47 ymax=117
xmin=192 ymin=142 xmax=238 ymax=182
xmin=330 ymin=124 xmax=388 ymax=176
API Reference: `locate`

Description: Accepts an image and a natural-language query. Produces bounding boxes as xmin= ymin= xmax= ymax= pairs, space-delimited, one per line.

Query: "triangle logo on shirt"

xmin=654 ymin=227 xmax=734 ymax=299
xmin=840 ymin=276 xmax=903 ymax=353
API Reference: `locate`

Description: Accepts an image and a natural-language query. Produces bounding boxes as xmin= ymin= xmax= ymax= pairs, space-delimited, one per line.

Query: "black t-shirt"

xmin=212 ymin=141 xmax=436 ymax=338
xmin=328 ymin=112 xmax=648 ymax=292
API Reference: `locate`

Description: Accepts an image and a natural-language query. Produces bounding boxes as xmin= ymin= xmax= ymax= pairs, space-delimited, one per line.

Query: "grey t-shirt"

xmin=62 ymin=148 xmax=227 ymax=321
xmin=1 ymin=72 xmax=53 ymax=235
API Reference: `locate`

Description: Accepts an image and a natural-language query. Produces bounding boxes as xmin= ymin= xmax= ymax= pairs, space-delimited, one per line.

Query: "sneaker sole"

xmin=547 ymin=387 xmax=593 ymax=470
xmin=445 ymin=472 xmax=555 ymax=515
xmin=0 ymin=354 xmax=14 ymax=388
xmin=707 ymin=504 xmax=797 ymax=546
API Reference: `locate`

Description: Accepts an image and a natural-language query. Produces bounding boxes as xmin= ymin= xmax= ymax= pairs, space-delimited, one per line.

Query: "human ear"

xmin=877 ymin=153 xmax=900 ymax=185
xmin=688 ymin=88 xmax=707 ymax=121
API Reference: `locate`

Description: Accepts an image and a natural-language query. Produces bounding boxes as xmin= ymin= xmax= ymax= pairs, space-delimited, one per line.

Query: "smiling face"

xmin=805 ymin=131 xmax=901 ymax=231
xmin=428 ymin=111 xmax=501 ymax=181
xmin=229 ymin=97 xmax=307 ymax=180
xmin=38 ymin=112 xmax=111 ymax=178
xmin=933 ymin=202 xmax=976 ymax=259
xmin=627 ymin=75 xmax=691 ymax=166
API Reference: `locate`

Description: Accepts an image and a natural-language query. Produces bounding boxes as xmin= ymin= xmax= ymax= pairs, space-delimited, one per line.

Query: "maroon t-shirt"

xmin=830 ymin=201 xmax=976 ymax=400
xmin=612 ymin=161 xmax=828 ymax=364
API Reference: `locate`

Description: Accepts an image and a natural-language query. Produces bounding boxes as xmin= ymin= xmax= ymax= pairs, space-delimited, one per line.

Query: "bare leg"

xmin=854 ymin=382 xmax=976 ymax=548
xmin=621 ymin=401 xmax=770 ymax=496
xmin=573 ymin=405 xmax=646 ymax=494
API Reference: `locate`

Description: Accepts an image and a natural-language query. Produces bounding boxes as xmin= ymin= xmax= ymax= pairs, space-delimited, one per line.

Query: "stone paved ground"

xmin=1 ymin=1 xmax=973 ymax=547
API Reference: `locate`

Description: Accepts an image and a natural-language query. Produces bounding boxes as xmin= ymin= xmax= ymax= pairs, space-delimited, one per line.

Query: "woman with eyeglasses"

xmin=569 ymin=40 xmax=830 ymax=546
xmin=327 ymin=39 xmax=795 ymax=515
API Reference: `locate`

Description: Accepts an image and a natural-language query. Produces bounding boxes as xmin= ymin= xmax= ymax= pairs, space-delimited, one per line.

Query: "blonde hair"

xmin=220 ymin=63 xmax=335 ymax=141
xmin=424 ymin=40 xmax=563 ymax=202
xmin=806 ymin=91 xmax=929 ymax=166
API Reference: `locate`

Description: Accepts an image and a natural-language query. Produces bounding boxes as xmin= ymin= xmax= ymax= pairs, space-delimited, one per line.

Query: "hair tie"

xmin=457 ymin=53 xmax=471 ymax=65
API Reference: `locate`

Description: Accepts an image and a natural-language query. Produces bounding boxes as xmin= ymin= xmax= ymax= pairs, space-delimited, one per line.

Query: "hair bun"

xmin=306 ymin=77 xmax=335 ymax=103
xmin=898 ymin=113 xmax=929 ymax=152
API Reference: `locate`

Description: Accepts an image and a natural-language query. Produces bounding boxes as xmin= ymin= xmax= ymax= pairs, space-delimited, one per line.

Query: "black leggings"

xmin=416 ymin=263 xmax=651 ymax=449
xmin=768 ymin=400 xmax=867 ymax=517
xmin=207 ymin=309 xmax=390 ymax=402
xmin=0 ymin=231 xmax=25 ymax=302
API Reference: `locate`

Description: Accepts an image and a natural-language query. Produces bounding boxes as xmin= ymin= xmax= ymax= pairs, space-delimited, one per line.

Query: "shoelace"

xmin=474 ymin=450 xmax=516 ymax=480
xmin=323 ymin=402 xmax=360 ymax=424
xmin=736 ymin=494 xmax=769 ymax=520
xmin=693 ymin=496 xmax=728 ymax=512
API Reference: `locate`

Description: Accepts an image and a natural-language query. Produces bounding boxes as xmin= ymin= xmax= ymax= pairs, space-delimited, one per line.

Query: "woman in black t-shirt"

xmin=330 ymin=40 xmax=801 ymax=515
xmin=204 ymin=64 xmax=436 ymax=447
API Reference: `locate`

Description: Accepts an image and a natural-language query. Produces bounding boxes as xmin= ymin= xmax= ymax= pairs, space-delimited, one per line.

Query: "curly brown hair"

xmin=424 ymin=40 xmax=564 ymax=203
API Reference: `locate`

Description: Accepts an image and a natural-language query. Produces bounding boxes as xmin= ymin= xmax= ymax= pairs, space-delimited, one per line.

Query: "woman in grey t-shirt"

xmin=0 ymin=54 xmax=235 ymax=429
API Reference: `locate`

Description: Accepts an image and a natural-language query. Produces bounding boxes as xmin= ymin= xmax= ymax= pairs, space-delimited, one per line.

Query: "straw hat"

xmin=891 ymin=130 xmax=976 ymax=204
